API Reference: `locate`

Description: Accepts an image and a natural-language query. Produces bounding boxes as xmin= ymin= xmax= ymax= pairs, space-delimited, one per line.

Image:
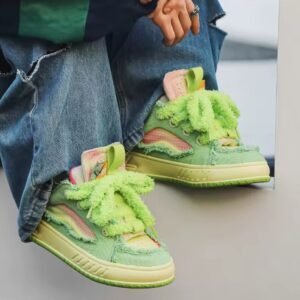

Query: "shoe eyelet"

xmin=169 ymin=120 xmax=177 ymax=128
xmin=102 ymin=229 xmax=108 ymax=237
xmin=183 ymin=130 xmax=190 ymax=136
xmin=196 ymin=137 xmax=202 ymax=145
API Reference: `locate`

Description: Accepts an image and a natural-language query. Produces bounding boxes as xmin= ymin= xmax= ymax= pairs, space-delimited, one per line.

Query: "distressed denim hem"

xmin=123 ymin=128 xmax=144 ymax=151
xmin=19 ymin=180 xmax=53 ymax=242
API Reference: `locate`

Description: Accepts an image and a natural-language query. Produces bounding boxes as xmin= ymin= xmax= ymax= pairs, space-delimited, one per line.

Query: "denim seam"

xmin=17 ymin=76 xmax=48 ymax=240
xmin=113 ymin=60 xmax=129 ymax=129
xmin=18 ymin=77 xmax=39 ymax=187
xmin=17 ymin=45 xmax=70 ymax=183
xmin=16 ymin=44 xmax=74 ymax=241
xmin=20 ymin=180 xmax=53 ymax=241
xmin=123 ymin=84 xmax=164 ymax=150
xmin=21 ymin=179 xmax=51 ymax=220
xmin=123 ymin=127 xmax=144 ymax=150
xmin=19 ymin=78 xmax=44 ymax=237
xmin=208 ymin=11 xmax=226 ymax=25
xmin=206 ymin=9 xmax=227 ymax=72
xmin=22 ymin=46 xmax=69 ymax=82
xmin=124 ymin=85 xmax=161 ymax=150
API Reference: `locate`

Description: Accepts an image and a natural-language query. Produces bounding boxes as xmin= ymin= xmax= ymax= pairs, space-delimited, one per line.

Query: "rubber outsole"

xmin=31 ymin=221 xmax=175 ymax=288
xmin=126 ymin=152 xmax=271 ymax=188
xmin=143 ymin=175 xmax=270 ymax=188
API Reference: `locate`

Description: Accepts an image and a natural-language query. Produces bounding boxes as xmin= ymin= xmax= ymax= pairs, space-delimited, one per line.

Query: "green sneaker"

xmin=126 ymin=67 xmax=270 ymax=187
xmin=31 ymin=143 xmax=175 ymax=288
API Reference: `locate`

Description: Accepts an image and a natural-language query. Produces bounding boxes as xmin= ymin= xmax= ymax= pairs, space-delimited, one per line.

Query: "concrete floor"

xmin=0 ymin=170 xmax=291 ymax=300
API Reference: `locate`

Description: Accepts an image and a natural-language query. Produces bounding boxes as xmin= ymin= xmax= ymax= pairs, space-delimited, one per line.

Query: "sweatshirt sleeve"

xmin=0 ymin=0 xmax=158 ymax=44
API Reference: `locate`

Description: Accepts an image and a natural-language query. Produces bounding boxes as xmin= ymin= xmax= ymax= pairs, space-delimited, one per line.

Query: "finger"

xmin=157 ymin=0 xmax=170 ymax=11
xmin=156 ymin=16 xmax=176 ymax=46
xmin=164 ymin=6 xmax=172 ymax=14
xmin=187 ymin=0 xmax=200 ymax=34
xmin=163 ymin=0 xmax=185 ymax=14
xmin=171 ymin=15 xmax=185 ymax=45
xmin=178 ymin=9 xmax=192 ymax=36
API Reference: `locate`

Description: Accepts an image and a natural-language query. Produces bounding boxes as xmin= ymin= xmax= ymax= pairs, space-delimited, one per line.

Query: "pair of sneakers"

xmin=31 ymin=67 xmax=270 ymax=288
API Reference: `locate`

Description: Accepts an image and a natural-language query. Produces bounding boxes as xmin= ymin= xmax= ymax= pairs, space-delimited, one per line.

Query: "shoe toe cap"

xmin=212 ymin=145 xmax=268 ymax=165
xmin=113 ymin=242 xmax=173 ymax=268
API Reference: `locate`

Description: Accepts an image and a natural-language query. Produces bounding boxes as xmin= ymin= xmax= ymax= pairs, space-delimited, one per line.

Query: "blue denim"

xmin=0 ymin=0 xmax=226 ymax=241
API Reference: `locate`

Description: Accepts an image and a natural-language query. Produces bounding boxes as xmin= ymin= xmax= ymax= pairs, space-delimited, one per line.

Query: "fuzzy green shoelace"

xmin=64 ymin=171 xmax=155 ymax=237
xmin=156 ymin=90 xmax=240 ymax=145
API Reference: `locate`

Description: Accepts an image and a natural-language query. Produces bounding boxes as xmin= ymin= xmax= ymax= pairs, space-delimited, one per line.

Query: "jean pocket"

xmin=0 ymin=47 xmax=16 ymax=99
xmin=206 ymin=0 xmax=227 ymax=70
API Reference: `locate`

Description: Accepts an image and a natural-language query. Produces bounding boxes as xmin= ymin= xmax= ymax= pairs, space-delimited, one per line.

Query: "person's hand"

xmin=145 ymin=0 xmax=200 ymax=47
xmin=163 ymin=0 xmax=200 ymax=35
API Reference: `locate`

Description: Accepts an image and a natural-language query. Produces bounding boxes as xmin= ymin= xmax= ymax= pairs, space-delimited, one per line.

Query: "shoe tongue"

xmin=67 ymin=143 xmax=156 ymax=239
xmin=69 ymin=143 xmax=126 ymax=184
xmin=163 ymin=67 xmax=205 ymax=101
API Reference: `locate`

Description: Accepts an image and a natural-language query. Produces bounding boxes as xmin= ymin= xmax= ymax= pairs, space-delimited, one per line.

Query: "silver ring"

xmin=190 ymin=4 xmax=200 ymax=18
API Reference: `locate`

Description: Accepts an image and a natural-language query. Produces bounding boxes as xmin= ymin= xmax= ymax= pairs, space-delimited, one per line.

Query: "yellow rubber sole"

xmin=31 ymin=221 xmax=175 ymax=288
xmin=126 ymin=152 xmax=271 ymax=187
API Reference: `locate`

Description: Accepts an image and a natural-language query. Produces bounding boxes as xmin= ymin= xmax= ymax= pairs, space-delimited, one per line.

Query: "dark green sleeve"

xmin=0 ymin=0 xmax=157 ymax=44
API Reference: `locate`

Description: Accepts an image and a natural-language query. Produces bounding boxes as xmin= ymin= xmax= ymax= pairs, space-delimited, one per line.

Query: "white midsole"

xmin=32 ymin=221 xmax=175 ymax=285
xmin=126 ymin=152 xmax=270 ymax=183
